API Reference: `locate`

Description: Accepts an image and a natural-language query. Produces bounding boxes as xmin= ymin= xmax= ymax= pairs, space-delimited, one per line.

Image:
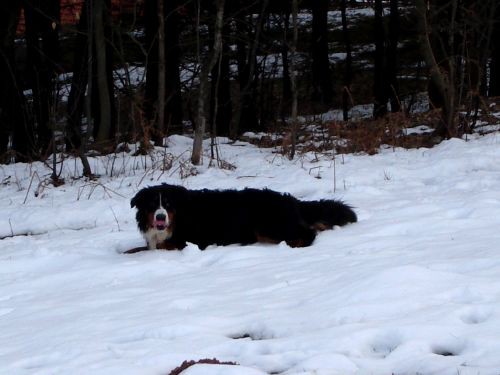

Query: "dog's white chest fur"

xmin=143 ymin=228 xmax=171 ymax=250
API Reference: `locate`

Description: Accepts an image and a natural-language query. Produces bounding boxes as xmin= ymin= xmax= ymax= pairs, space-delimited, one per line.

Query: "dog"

xmin=130 ymin=184 xmax=357 ymax=251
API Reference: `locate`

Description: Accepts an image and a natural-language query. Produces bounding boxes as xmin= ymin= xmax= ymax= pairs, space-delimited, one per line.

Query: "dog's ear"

xmin=130 ymin=190 xmax=144 ymax=208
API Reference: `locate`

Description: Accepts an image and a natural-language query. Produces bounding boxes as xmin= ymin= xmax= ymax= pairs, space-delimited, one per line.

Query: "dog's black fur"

xmin=131 ymin=184 xmax=357 ymax=250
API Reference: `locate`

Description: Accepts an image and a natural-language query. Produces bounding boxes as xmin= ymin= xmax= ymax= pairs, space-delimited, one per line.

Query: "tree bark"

xmin=191 ymin=0 xmax=225 ymax=165
xmin=144 ymin=0 xmax=183 ymax=142
xmin=416 ymin=0 xmax=457 ymax=137
xmin=23 ymin=0 xmax=60 ymax=157
xmin=93 ymin=0 xmax=113 ymax=144
xmin=0 ymin=0 xmax=26 ymax=159
xmin=164 ymin=0 xmax=183 ymax=134
xmin=66 ymin=0 xmax=93 ymax=176
xmin=387 ymin=0 xmax=400 ymax=112
xmin=231 ymin=0 xmax=269 ymax=137
xmin=489 ymin=4 xmax=500 ymax=96
xmin=157 ymin=0 xmax=166 ymax=144
xmin=373 ymin=0 xmax=387 ymax=118
xmin=144 ymin=0 xmax=159 ymax=133
xmin=209 ymin=22 xmax=232 ymax=138
xmin=289 ymin=0 xmax=299 ymax=160
xmin=281 ymin=11 xmax=292 ymax=106
xmin=311 ymin=0 xmax=333 ymax=104
xmin=341 ymin=0 xmax=352 ymax=121
xmin=67 ymin=0 xmax=90 ymax=151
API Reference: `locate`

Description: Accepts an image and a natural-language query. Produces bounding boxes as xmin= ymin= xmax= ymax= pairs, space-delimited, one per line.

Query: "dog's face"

xmin=131 ymin=188 xmax=176 ymax=235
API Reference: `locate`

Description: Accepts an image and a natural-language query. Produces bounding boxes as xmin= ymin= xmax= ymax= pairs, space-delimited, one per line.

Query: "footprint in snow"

xmin=458 ymin=306 xmax=493 ymax=324
xmin=370 ymin=330 xmax=403 ymax=358
xmin=431 ymin=342 xmax=464 ymax=357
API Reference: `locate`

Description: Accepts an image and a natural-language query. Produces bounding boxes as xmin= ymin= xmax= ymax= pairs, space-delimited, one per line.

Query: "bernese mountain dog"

xmin=130 ymin=184 xmax=357 ymax=251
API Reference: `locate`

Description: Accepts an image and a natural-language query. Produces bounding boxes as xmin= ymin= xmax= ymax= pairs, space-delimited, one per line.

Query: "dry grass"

xmin=328 ymin=111 xmax=441 ymax=154
xmin=246 ymin=110 xmax=443 ymax=156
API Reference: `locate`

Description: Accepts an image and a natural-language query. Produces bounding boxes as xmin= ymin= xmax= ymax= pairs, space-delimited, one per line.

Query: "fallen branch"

xmin=168 ymin=358 xmax=238 ymax=375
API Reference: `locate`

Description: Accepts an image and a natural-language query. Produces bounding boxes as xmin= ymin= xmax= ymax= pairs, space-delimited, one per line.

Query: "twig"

xmin=23 ymin=172 xmax=40 ymax=204
xmin=110 ymin=206 xmax=121 ymax=231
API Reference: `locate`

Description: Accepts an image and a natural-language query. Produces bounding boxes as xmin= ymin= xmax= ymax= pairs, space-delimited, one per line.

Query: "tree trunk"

xmin=387 ymin=0 xmax=400 ymax=112
xmin=0 ymin=0 xmax=27 ymax=159
xmin=231 ymin=0 xmax=269 ymax=137
xmin=209 ymin=22 xmax=232 ymax=138
xmin=416 ymin=0 xmax=457 ymax=137
xmin=93 ymin=0 xmax=113 ymax=144
xmin=23 ymin=0 xmax=60 ymax=157
xmin=289 ymin=0 xmax=299 ymax=160
xmin=281 ymin=11 xmax=292 ymax=107
xmin=341 ymin=0 xmax=352 ymax=121
xmin=67 ymin=0 xmax=90 ymax=151
xmin=191 ymin=0 xmax=225 ymax=165
xmin=157 ymin=0 xmax=166 ymax=145
xmin=373 ymin=0 xmax=387 ymax=118
xmin=164 ymin=0 xmax=183 ymax=134
xmin=489 ymin=4 xmax=500 ymax=96
xmin=311 ymin=0 xmax=333 ymax=104
xmin=144 ymin=0 xmax=183 ymax=142
xmin=66 ymin=0 xmax=92 ymax=176
xmin=144 ymin=0 xmax=159 ymax=133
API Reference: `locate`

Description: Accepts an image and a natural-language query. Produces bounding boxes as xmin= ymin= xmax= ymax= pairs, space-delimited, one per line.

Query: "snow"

xmin=402 ymin=125 xmax=433 ymax=135
xmin=2 ymin=132 xmax=500 ymax=374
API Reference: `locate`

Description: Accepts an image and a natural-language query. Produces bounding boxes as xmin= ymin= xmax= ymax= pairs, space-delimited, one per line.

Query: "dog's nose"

xmin=155 ymin=213 xmax=167 ymax=221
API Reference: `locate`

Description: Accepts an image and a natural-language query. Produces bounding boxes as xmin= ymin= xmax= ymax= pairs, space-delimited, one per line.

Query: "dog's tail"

xmin=298 ymin=199 xmax=357 ymax=230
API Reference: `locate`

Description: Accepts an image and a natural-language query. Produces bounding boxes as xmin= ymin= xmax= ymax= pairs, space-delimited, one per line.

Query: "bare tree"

xmin=93 ymin=0 xmax=114 ymax=144
xmin=280 ymin=9 xmax=292 ymax=111
xmin=490 ymin=5 xmax=500 ymax=96
xmin=288 ymin=0 xmax=299 ymax=160
xmin=373 ymin=0 xmax=388 ymax=118
xmin=66 ymin=0 xmax=93 ymax=176
xmin=341 ymin=0 xmax=353 ymax=121
xmin=191 ymin=0 xmax=225 ymax=165
xmin=387 ymin=0 xmax=400 ymax=112
xmin=144 ymin=0 xmax=183 ymax=144
xmin=0 ymin=0 xmax=28 ymax=160
xmin=311 ymin=0 xmax=333 ymax=104
xmin=157 ymin=0 xmax=166 ymax=145
xmin=416 ymin=0 xmax=497 ymax=137
xmin=231 ymin=0 xmax=269 ymax=137
xmin=209 ymin=20 xmax=232 ymax=138
xmin=416 ymin=0 xmax=458 ymax=137
xmin=24 ymin=0 xmax=60 ymax=157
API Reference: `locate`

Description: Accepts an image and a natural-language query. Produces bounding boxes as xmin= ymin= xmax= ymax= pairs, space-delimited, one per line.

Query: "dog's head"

xmin=131 ymin=185 xmax=181 ymax=234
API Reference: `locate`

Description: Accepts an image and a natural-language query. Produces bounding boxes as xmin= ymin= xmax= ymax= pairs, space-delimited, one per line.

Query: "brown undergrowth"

xmin=248 ymin=111 xmax=442 ymax=156
xmin=244 ymin=97 xmax=500 ymax=156
xmin=327 ymin=111 xmax=440 ymax=154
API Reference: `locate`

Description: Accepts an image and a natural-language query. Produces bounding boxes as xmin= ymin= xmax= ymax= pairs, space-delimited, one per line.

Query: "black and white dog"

xmin=130 ymin=184 xmax=357 ymax=251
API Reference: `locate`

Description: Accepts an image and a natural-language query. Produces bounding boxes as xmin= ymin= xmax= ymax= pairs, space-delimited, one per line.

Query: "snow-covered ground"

xmin=2 ymin=133 xmax=500 ymax=375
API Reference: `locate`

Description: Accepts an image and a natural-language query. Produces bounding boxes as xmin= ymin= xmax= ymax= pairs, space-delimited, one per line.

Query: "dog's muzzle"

xmin=153 ymin=210 xmax=169 ymax=231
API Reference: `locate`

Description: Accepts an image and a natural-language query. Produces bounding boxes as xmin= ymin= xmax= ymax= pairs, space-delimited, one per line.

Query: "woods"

xmin=1 ymin=0 xmax=500 ymax=171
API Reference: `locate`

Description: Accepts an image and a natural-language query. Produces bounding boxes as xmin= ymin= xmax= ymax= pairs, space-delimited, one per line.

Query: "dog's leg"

xmin=124 ymin=246 xmax=149 ymax=254
xmin=158 ymin=239 xmax=186 ymax=250
xmin=284 ymin=223 xmax=316 ymax=248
